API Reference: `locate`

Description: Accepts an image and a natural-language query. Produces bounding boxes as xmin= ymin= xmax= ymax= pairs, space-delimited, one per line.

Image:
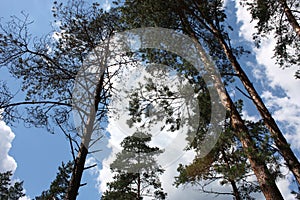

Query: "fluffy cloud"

xmin=0 ymin=119 xmax=17 ymax=173
xmin=19 ymin=197 xmax=31 ymax=200
xmin=0 ymin=115 xmax=32 ymax=199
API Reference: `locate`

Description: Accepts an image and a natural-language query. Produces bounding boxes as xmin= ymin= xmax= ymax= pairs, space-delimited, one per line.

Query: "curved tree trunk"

xmin=209 ymin=24 xmax=300 ymax=185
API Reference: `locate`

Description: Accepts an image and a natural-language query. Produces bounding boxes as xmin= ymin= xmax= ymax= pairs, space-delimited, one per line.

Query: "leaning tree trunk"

xmin=279 ymin=0 xmax=300 ymax=37
xmin=182 ymin=17 xmax=284 ymax=200
xmin=225 ymin=89 xmax=283 ymax=200
xmin=207 ymin=44 xmax=284 ymax=199
xmin=209 ymin=24 xmax=300 ymax=185
xmin=66 ymin=74 xmax=104 ymax=200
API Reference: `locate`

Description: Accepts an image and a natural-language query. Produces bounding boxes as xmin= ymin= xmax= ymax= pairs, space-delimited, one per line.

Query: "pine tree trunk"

xmin=279 ymin=0 xmax=300 ymax=37
xmin=230 ymin=180 xmax=241 ymax=200
xmin=227 ymin=90 xmax=283 ymax=200
xmin=209 ymin=24 xmax=300 ymax=185
xmin=65 ymin=75 xmax=104 ymax=200
xmin=187 ymin=28 xmax=284 ymax=199
xmin=221 ymin=150 xmax=242 ymax=200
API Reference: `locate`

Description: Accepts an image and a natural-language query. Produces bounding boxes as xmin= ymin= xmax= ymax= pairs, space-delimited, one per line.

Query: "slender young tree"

xmin=101 ymin=131 xmax=166 ymax=200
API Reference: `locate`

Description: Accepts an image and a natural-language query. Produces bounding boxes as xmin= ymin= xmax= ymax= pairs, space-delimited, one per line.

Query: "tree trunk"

xmin=209 ymin=24 xmax=300 ymax=185
xmin=137 ymin=172 xmax=141 ymax=200
xmin=279 ymin=0 xmax=300 ymax=37
xmin=65 ymin=74 xmax=104 ymax=200
xmin=227 ymin=90 xmax=283 ymax=200
xmin=186 ymin=27 xmax=283 ymax=199
xmin=230 ymin=180 xmax=241 ymax=200
xmin=221 ymin=150 xmax=242 ymax=200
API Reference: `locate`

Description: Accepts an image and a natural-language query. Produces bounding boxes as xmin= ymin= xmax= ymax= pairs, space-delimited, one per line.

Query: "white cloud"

xmin=235 ymin=1 xmax=256 ymax=41
xmin=0 ymin=119 xmax=17 ymax=173
xmin=102 ymin=0 xmax=111 ymax=11
xmin=0 ymin=116 xmax=32 ymax=200
xmin=0 ymin=118 xmax=32 ymax=199
xmin=277 ymin=166 xmax=297 ymax=200
xmin=19 ymin=195 xmax=31 ymax=200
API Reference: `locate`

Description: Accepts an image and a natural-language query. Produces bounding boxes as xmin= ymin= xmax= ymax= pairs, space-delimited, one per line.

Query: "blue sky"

xmin=0 ymin=0 xmax=300 ymax=200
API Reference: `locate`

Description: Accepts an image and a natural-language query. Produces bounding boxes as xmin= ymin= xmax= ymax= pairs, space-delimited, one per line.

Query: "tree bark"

xmin=279 ymin=0 xmax=300 ymax=37
xmin=226 ymin=90 xmax=283 ymax=200
xmin=209 ymin=23 xmax=300 ymax=185
xmin=65 ymin=74 xmax=104 ymax=200
xmin=184 ymin=24 xmax=283 ymax=198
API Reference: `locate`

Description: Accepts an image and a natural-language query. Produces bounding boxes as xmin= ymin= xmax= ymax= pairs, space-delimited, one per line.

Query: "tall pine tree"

xmin=101 ymin=131 xmax=166 ymax=200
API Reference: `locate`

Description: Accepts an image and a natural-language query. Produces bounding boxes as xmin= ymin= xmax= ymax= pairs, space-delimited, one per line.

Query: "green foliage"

xmin=113 ymin=0 xmax=179 ymax=30
xmin=175 ymin=109 xmax=281 ymax=199
xmin=242 ymin=0 xmax=300 ymax=77
xmin=0 ymin=171 xmax=25 ymax=200
xmin=0 ymin=0 xmax=119 ymax=132
xmin=35 ymin=161 xmax=73 ymax=200
xmin=101 ymin=132 xmax=166 ymax=200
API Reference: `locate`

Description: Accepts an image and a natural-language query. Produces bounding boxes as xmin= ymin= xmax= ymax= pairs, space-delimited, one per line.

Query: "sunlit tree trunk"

xmin=279 ymin=0 xmax=300 ymax=37
xmin=180 ymin=14 xmax=284 ymax=197
xmin=208 ymin=22 xmax=300 ymax=185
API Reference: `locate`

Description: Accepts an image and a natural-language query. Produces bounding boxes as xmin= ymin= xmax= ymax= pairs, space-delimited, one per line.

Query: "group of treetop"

xmin=0 ymin=0 xmax=299 ymax=200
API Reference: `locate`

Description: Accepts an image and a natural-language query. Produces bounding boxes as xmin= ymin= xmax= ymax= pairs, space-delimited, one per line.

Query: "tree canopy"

xmin=0 ymin=0 xmax=299 ymax=199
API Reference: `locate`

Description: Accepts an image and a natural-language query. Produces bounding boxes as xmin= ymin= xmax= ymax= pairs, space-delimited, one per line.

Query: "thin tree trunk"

xmin=66 ymin=74 xmax=104 ymax=200
xmin=279 ymin=0 xmax=300 ymax=37
xmin=179 ymin=14 xmax=284 ymax=199
xmin=230 ymin=180 xmax=241 ymax=200
xmin=137 ymin=173 xmax=141 ymax=200
xmin=209 ymin=24 xmax=300 ymax=185
xmin=221 ymin=150 xmax=242 ymax=200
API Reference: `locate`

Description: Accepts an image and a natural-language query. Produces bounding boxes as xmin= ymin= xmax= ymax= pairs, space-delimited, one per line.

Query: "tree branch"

xmin=0 ymin=101 xmax=71 ymax=109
